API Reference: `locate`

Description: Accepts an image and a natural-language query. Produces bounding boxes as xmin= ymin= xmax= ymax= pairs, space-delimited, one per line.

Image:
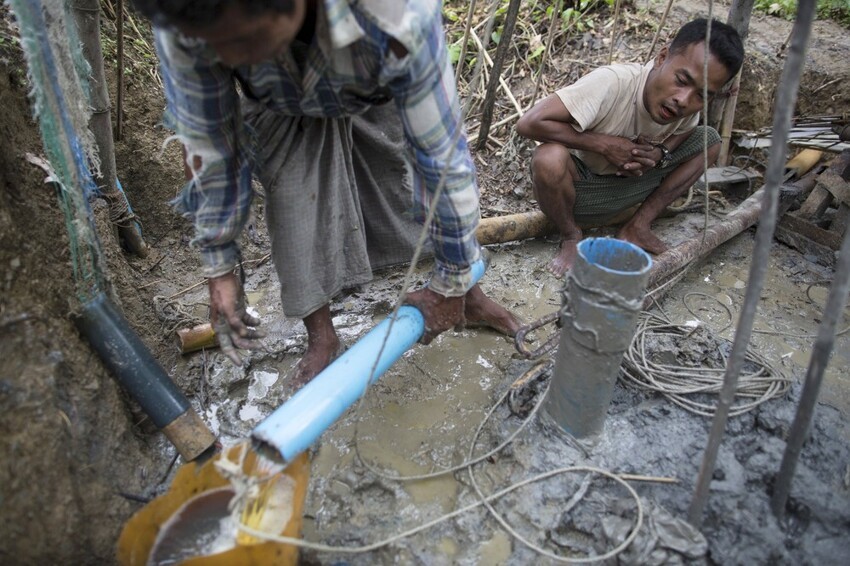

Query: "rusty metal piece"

xmin=775 ymin=225 xmax=837 ymax=267
xmin=161 ymin=409 xmax=217 ymax=462
xmin=514 ymin=311 xmax=560 ymax=359
xmin=780 ymin=213 xmax=844 ymax=249
xmin=832 ymin=203 xmax=850 ymax=236
xmin=509 ymin=358 xmax=554 ymax=391
xmin=816 ymin=168 xmax=850 ymax=205
xmin=508 ymin=359 xmax=553 ymax=418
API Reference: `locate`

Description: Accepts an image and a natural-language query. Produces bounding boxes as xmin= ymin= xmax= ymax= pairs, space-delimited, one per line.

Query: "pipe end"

xmin=162 ymin=410 xmax=217 ymax=461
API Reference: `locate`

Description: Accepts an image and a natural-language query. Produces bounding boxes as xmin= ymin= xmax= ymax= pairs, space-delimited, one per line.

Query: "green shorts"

xmin=571 ymin=126 xmax=720 ymax=224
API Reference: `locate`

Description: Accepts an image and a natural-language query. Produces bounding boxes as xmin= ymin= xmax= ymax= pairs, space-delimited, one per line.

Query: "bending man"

xmin=134 ymin=0 xmax=521 ymax=385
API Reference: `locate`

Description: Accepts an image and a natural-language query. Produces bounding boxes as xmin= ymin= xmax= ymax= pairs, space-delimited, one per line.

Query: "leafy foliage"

xmin=753 ymin=0 xmax=850 ymax=28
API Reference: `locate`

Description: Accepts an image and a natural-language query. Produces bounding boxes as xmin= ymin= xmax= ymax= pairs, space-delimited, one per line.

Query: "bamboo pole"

xmin=454 ymin=0 xmax=477 ymax=86
xmin=607 ymin=0 xmax=623 ymax=65
xmin=688 ymin=0 xmax=816 ymax=527
xmin=116 ymin=0 xmax=125 ymax=141
xmin=463 ymin=0 xmax=500 ymax=116
xmin=645 ymin=0 xmax=675 ymax=63
xmin=177 ymin=323 xmax=218 ymax=353
xmin=72 ymin=0 xmax=147 ymax=257
xmin=785 ymin=148 xmax=824 ymax=178
xmin=714 ymin=0 xmax=755 ymax=164
xmin=468 ymin=31 xmax=523 ymax=116
xmin=476 ymin=211 xmax=556 ymax=245
xmin=716 ymin=71 xmax=742 ymax=166
xmin=476 ymin=0 xmax=522 ymax=151
xmin=529 ymin=0 xmax=562 ymax=110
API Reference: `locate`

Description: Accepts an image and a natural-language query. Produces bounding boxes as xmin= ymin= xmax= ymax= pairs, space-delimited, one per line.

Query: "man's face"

xmin=643 ymin=41 xmax=732 ymax=124
xmin=177 ymin=1 xmax=306 ymax=67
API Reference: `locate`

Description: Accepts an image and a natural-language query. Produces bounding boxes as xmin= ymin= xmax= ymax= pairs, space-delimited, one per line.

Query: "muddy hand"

xmin=208 ymin=272 xmax=266 ymax=366
xmin=404 ymin=287 xmax=464 ymax=345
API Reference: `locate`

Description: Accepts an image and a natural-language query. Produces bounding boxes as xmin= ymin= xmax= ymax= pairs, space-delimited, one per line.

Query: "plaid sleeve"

xmin=386 ymin=5 xmax=481 ymax=297
xmin=154 ymin=28 xmax=253 ymax=278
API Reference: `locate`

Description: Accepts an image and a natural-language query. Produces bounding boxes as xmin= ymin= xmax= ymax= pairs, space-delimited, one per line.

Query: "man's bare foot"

xmin=288 ymin=323 xmax=341 ymax=389
xmin=289 ymin=339 xmax=342 ymax=389
xmin=617 ymin=224 xmax=669 ymax=255
xmin=464 ymin=284 xmax=522 ymax=337
xmin=548 ymin=238 xmax=580 ymax=277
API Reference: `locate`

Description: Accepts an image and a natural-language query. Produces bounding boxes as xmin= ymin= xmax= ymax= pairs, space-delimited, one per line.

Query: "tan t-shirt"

xmin=555 ymin=62 xmax=698 ymax=175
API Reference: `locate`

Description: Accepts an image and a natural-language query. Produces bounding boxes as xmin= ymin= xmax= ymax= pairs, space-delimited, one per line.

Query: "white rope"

xmin=621 ymin=311 xmax=790 ymax=417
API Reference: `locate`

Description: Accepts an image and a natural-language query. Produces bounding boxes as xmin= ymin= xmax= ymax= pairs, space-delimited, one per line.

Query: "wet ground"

xmin=164 ymin=210 xmax=850 ymax=564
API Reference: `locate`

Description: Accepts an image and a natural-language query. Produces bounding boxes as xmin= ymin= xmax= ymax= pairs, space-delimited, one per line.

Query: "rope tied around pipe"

xmin=560 ymin=270 xmax=647 ymax=355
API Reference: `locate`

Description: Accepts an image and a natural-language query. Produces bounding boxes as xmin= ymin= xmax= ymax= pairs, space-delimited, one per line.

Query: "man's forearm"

xmin=518 ymin=118 xmax=626 ymax=155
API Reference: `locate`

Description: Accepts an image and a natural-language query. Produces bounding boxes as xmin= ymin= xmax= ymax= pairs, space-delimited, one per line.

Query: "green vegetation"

xmin=754 ymin=0 xmax=850 ymax=28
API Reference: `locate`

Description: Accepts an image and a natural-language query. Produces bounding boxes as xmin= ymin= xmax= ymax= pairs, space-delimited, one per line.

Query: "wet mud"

xmin=3 ymin=0 xmax=850 ymax=562
xmin=165 ymin=212 xmax=850 ymax=564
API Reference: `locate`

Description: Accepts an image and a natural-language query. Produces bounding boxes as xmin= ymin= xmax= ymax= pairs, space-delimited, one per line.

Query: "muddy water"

xmin=178 ymin=213 xmax=849 ymax=564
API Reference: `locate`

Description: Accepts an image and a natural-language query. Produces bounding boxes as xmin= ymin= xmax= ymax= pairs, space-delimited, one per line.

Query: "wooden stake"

xmin=772 ymin=205 xmax=850 ymax=519
xmin=476 ymin=0 xmax=521 ymax=151
xmin=72 ymin=0 xmax=146 ymax=256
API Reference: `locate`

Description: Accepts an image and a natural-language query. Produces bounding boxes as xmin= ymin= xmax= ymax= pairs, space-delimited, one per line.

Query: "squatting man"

xmin=517 ymin=18 xmax=744 ymax=277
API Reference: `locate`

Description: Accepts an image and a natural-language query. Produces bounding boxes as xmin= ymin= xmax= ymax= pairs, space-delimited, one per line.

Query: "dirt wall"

xmin=0 ymin=62 xmax=161 ymax=565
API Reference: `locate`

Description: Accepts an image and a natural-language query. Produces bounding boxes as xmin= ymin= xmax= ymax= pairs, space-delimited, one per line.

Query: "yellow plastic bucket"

xmin=117 ymin=444 xmax=309 ymax=566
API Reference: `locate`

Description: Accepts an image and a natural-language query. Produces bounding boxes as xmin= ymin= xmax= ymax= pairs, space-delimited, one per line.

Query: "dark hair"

xmin=669 ymin=18 xmax=744 ymax=79
xmin=131 ymin=0 xmax=295 ymax=27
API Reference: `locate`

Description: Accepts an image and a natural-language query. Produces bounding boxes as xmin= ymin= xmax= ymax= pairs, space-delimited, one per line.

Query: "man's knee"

xmin=531 ymin=143 xmax=575 ymax=187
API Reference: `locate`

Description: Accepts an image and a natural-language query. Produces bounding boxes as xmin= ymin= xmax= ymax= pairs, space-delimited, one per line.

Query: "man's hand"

xmin=208 ymin=272 xmax=266 ymax=366
xmin=621 ymin=135 xmax=665 ymax=176
xmin=603 ymin=136 xmax=657 ymax=177
xmin=404 ymin=287 xmax=465 ymax=345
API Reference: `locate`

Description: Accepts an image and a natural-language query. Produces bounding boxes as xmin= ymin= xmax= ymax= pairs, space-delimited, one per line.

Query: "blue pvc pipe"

xmin=252 ymin=260 xmax=486 ymax=463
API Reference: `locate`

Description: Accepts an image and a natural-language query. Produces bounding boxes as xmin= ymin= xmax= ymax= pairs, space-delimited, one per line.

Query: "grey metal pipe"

xmin=545 ymin=238 xmax=651 ymax=440
xmin=75 ymin=292 xmax=215 ymax=461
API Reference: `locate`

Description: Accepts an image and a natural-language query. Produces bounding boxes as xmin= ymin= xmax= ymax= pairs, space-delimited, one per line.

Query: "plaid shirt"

xmin=155 ymin=0 xmax=481 ymax=296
